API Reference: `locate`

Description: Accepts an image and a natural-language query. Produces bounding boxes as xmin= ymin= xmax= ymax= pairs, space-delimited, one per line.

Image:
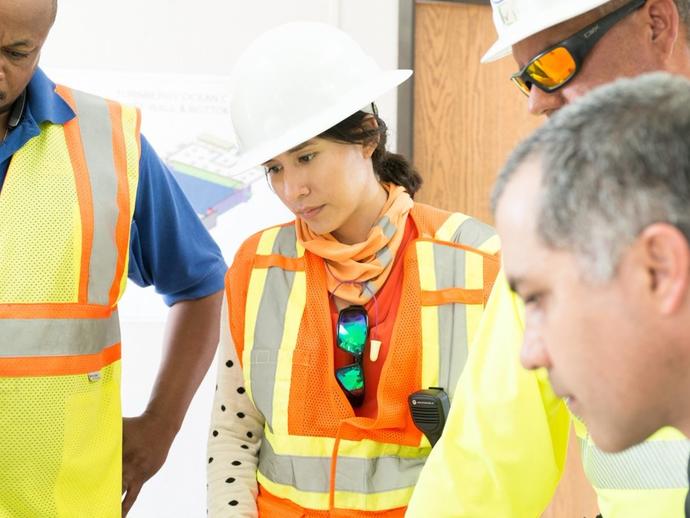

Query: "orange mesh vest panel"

xmin=226 ymin=203 xmax=499 ymax=516
xmin=0 ymin=86 xmax=140 ymax=517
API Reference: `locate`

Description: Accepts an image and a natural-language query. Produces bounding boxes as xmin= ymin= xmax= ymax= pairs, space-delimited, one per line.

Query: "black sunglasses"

xmin=512 ymin=0 xmax=646 ymax=96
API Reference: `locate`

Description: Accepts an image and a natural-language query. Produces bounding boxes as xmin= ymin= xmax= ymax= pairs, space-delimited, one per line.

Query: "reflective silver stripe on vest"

xmin=450 ymin=218 xmax=496 ymax=250
xmin=250 ymin=226 xmax=300 ymax=429
xmin=0 ymin=311 xmax=120 ymax=357
xmin=72 ymin=90 xmax=120 ymax=306
xmin=432 ymin=244 xmax=469 ymax=395
xmin=258 ymin=438 xmax=426 ymax=494
xmin=272 ymin=225 xmax=299 ymax=258
xmin=579 ymin=437 xmax=690 ymax=489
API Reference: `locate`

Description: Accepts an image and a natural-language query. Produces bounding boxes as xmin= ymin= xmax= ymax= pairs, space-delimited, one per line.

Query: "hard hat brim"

xmin=480 ymin=0 xmax=610 ymax=64
xmin=230 ymin=69 xmax=413 ymax=175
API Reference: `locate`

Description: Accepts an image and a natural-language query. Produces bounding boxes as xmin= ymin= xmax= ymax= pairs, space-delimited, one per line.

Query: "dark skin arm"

xmin=121 ymin=289 xmax=223 ymax=516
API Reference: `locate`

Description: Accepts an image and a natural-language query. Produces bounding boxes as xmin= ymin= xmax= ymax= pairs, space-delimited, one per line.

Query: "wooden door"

xmin=411 ymin=1 xmax=601 ymax=517
xmin=413 ymin=0 xmax=540 ymax=223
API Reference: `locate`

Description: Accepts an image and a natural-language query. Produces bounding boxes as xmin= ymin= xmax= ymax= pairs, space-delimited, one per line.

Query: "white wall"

xmin=41 ymin=2 xmax=400 ymax=516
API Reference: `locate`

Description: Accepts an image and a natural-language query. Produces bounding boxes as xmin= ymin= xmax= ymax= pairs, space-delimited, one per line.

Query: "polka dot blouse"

xmin=207 ymin=297 xmax=264 ymax=517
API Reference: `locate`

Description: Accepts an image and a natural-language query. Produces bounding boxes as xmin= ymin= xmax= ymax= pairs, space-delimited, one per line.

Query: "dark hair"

xmin=318 ymin=109 xmax=423 ymax=197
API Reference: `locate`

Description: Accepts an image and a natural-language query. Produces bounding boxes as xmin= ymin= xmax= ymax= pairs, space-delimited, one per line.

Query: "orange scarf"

xmin=296 ymin=183 xmax=413 ymax=304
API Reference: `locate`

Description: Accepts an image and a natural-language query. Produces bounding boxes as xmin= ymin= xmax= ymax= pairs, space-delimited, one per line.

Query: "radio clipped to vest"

xmin=408 ymin=387 xmax=450 ymax=446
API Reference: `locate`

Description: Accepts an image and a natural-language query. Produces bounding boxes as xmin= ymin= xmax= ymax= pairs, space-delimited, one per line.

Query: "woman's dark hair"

xmin=318 ymin=108 xmax=423 ymax=197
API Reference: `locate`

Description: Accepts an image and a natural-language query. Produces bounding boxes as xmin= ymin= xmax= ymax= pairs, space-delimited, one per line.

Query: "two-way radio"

xmin=408 ymin=387 xmax=450 ymax=447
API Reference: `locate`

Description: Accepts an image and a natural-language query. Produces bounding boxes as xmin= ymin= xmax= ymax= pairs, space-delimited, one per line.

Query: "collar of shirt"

xmin=0 ymin=67 xmax=75 ymax=167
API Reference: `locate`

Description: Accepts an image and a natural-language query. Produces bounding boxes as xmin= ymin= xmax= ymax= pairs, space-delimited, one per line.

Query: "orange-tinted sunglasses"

xmin=511 ymin=0 xmax=646 ymax=96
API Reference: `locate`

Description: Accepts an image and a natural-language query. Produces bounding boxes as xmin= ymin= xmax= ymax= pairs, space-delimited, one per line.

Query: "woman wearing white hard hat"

xmin=207 ymin=21 xmax=500 ymax=517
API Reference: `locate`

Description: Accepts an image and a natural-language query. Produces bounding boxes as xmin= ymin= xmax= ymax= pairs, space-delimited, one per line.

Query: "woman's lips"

xmin=298 ymin=205 xmax=324 ymax=219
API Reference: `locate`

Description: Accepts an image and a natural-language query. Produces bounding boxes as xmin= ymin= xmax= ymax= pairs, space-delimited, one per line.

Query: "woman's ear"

xmin=361 ymin=115 xmax=380 ymax=159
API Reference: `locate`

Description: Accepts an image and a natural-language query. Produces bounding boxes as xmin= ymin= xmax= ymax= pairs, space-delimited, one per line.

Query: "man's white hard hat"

xmin=230 ymin=21 xmax=412 ymax=173
xmin=481 ymin=0 xmax=611 ymax=63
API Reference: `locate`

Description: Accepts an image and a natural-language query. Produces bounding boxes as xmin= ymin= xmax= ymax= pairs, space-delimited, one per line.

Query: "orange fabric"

xmin=56 ymin=85 xmax=94 ymax=305
xmin=54 ymin=84 xmax=77 ymax=112
xmin=483 ymin=252 xmax=501 ymax=304
xmin=332 ymin=217 xmax=417 ymax=418
xmin=226 ymin=230 xmax=265 ymax=367
xmin=0 ymin=343 xmax=121 ymax=377
xmin=296 ymin=184 xmax=413 ymax=305
xmin=257 ymin=486 xmax=406 ymax=518
xmin=408 ymin=202 xmax=452 ymax=237
xmin=106 ymin=101 xmax=132 ymax=307
xmin=286 ymin=244 xmax=422 ymax=445
xmin=254 ymin=254 xmax=304 ymax=271
xmin=420 ymin=287 xmax=485 ymax=306
xmin=226 ymin=204 xmax=496 ymax=516
xmin=0 ymin=304 xmax=114 ymax=319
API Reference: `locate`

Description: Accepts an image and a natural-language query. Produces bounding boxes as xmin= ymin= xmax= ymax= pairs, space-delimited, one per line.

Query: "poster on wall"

xmin=43 ymin=68 xmax=294 ymax=320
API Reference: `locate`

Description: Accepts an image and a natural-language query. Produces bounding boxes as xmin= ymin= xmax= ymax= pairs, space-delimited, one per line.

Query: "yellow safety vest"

xmin=226 ymin=204 xmax=500 ymax=516
xmin=407 ymin=270 xmax=690 ymax=517
xmin=575 ymin=419 xmax=689 ymax=517
xmin=0 ymin=86 xmax=140 ymax=517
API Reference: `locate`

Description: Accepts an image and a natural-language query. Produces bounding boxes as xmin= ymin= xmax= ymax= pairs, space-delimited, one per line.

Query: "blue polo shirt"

xmin=0 ymin=68 xmax=226 ymax=306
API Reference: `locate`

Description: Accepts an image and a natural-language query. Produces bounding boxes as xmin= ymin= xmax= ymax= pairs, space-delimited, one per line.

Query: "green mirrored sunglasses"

xmin=335 ymin=305 xmax=368 ymax=406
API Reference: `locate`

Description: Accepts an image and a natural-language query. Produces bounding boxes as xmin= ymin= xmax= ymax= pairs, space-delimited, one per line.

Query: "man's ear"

xmin=638 ymin=222 xmax=690 ymax=315
xmin=645 ymin=0 xmax=680 ymax=60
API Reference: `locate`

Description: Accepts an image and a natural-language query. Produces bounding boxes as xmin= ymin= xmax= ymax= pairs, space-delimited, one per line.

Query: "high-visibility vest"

xmin=226 ymin=203 xmax=500 ymax=517
xmin=406 ymin=269 xmax=690 ymax=518
xmin=0 ymin=86 xmax=140 ymax=517
xmin=575 ymin=419 xmax=690 ymax=517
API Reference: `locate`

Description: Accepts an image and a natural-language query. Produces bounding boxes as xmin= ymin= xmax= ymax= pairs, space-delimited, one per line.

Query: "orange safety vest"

xmin=226 ymin=203 xmax=500 ymax=517
xmin=0 ymin=86 xmax=140 ymax=517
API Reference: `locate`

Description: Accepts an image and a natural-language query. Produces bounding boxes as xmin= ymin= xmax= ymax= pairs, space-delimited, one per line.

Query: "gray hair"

xmin=599 ymin=0 xmax=690 ymax=42
xmin=492 ymin=72 xmax=690 ymax=280
xmin=674 ymin=0 xmax=690 ymax=30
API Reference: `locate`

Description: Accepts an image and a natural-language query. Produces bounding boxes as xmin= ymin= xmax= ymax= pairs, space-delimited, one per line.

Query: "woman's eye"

xmin=265 ymin=164 xmax=281 ymax=175
xmin=298 ymin=152 xmax=316 ymax=163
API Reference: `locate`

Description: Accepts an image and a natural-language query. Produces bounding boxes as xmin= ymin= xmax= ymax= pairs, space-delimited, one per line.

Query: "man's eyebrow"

xmin=5 ymin=40 xmax=33 ymax=48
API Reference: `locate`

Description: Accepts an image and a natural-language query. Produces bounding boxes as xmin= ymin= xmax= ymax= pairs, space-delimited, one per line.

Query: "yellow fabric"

xmin=595 ymin=488 xmax=686 ymax=517
xmin=257 ymin=471 xmax=415 ymax=512
xmin=239 ymin=205 xmax=489 ymax=513
xmin=0 ymin=123 xmax=82 ymax=303
xmin=117 ymin=105 xmax=142 ymax=302
xmin=408 ymin=269 xmax=688 ymax=517
xmin=0 ymin=362 xmax=122 ymax=518
xmin=434 ymin=212 xmax=471 ymax=241
xmin=0 ymin=99 xmax=140 ymax=517
xmin=406 ymin=270 xmax=570 ymax=517
xmin=572 ymin=420 xmax=688 ymax=517
xmin=465 ymin=248 xmax=486 ymax=349
xmin=296 ymin=183 xmax=413 ymax=304
xmin=242 ymin=223 xmax=430 ymax=512
xmin=263 ymin=427 xmax=429 ymax=458
xmin=416 ymin=240 xmax=440 ymax=446
xmin=270 ymin=268 xmax=306 ymax=436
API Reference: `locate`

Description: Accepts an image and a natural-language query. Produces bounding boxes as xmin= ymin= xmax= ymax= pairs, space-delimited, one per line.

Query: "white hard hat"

xmin=230 ymin=21 xmax=412 ymax=173
xmin=481 ymin=0 xmax=610 ymax=63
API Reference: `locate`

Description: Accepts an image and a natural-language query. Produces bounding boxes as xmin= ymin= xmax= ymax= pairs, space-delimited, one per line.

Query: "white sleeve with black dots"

xmin=207 ymin=296 xmax=264 ymax=518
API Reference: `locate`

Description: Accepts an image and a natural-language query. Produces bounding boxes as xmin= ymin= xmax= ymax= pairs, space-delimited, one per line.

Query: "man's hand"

xmin=120 ymin=290 xmax=222 ymax=516
xmin=121 ymin=412 xmax=177 ymax=516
